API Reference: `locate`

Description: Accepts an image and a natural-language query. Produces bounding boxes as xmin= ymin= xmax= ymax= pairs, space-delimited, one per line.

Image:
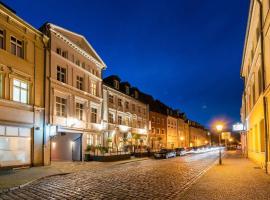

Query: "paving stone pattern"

xmin=0 ymin=152 xmax=219 ymax=200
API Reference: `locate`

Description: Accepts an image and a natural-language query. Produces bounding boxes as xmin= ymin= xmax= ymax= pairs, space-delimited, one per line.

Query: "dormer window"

xmin=114 ymin=80 xmax=119 ymax=89
xmin=134 ymin=91 xmax=139 ymax=99
xmin=125 ymin=86 xmax=129 ymax=94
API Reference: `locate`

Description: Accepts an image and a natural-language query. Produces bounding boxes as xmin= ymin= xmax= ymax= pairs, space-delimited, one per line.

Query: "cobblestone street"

xmin=0 ymin=152 xmax=219 ymax=200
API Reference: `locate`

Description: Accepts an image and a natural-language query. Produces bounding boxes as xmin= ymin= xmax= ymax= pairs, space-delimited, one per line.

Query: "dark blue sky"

xmin=4 ymin=0 xmax=249 ymax=128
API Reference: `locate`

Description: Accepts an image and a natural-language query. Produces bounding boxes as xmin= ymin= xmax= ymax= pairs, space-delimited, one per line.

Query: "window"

xmin=258 ymin=68 xmax=263 ymax=95
xmin=13 ymin=79 xmax=28 ymax=104
xmin=156 ymin=128 xmax=160 ymax=134
xmin=56 ymin=97 xmax=66 ymax=117
xmin=118 ymin=98 xmax=122 ymax=107
xmin=143 ymin=108 xmax=146 ymax=115
xmin=138 ymin=106 xmax=141 ymax=113
xmin=109 ymin=113 xmax=114 ymax=123
xmin=57 ymin=66 xmax=66 ymax=83
xmin=0 ymin=74 xmax=2 ymax=98
xmin=125 ymin=101 xmax=129 ymax=109
xmin=76 ymin=60 xmax=81 ymax=67
xmin=82 ymin=62 xmax=85 ymax=69
xmin=132 ymin=104 xmax=135 ymax=111
xmin=125 ymin=86 xmax=129 ymax=94
xmin=76 ymin=103 xmax=84 ymax=120
xmin=252 ymin=83 xmax=256 ymax=106
xmin=87 ymin=134 xmax=94 ymax=145
xmin=90 ymin=82 xmax=97 ymax=96
xmin=152 ymin=117 xmax=155 ymax=123
xmin=11 ymin=36 xmax=23 ymax=58
xmin=0 ymin=29 xmax=4 ymax=49
xmin=152 ymin=128 xmax=155 ymax=134
xmin=56 ymin=48 xmax=61 ymax=55
xmin=62 ymin=51 xmax=68 ymax=58
xmin=76 ymin=76 xmax=84 ymax=90
xmin=157 ymin=118 xmax=160 ymax=124
xmin=109 ymin=94 xmax=114 ymax=103
xmin=134 ymin=91 xmax=139 ymax=99
xmin=125 ymin=117 xmax=130 ymax=126
xmin=161 ymin=119 xmax=164 ymax=125
xmin=118 ymin=116 xmax=122 ymax=125
xmin=114 ymin=80 xmax=119 ymax=89
xmin=161 ymin=129 xmax=165 ymax=134
xmin=91 ymin=107 xmax=97 ymax=123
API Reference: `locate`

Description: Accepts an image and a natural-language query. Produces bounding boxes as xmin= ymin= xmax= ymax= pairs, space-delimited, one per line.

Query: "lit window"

xmin=91 ymin=107 xmax=97 ymax=123
xmin=76 ymin=103 xmax=84 ymax=120
xmin=0 ymin=29 xmax=4 ymax=49
xmin=56 ymin=97 xmax=66 ymax=117
xmin=90 ymin=82 xmax=97 ymax=96
xmin=11 ymin=36 xmax=23 ymax=58
xmin=13 ymin=79 xmax=28 ymax=104
xmin=76 ymin=76 xmax=84 ymax=90
xmin=57 ymin=66 xmax=66 ymax=83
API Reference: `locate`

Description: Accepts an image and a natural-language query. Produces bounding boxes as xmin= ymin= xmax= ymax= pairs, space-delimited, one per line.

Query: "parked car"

xmin=175 ymin=148 xmax=187 ymax=156
xmin=154 ymin=149 xmax=176 ymax=159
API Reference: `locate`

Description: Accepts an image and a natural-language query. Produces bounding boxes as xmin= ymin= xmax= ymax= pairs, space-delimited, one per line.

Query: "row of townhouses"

xmin=240 ymin=0 xmax=270 ymax=173
xmin=0 ymin=3 xmax=209 ymax=169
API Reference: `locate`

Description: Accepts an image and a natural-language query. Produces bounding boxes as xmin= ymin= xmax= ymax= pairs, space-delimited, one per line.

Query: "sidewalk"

xmin=0 ymin=157 xmax=148 ymax=193
xmin=181 ymin=151 xmax=270 ymax=200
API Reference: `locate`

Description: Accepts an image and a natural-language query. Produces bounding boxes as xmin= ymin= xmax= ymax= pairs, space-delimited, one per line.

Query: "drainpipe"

xmin=255 ymin=0 xmax=269 ymax=173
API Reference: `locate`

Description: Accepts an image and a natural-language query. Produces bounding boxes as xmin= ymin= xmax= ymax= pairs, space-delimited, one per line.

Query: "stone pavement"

xmin=0 ymin=157 xmax=148 ymax=192
xmin=0 ymin=151 xmax=219 ymax=199
xmin=181 ymin=151 xmax=270 ymax=200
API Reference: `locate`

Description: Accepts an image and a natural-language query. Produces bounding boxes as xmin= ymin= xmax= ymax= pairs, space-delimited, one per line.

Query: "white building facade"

xmin=41 ymin=23 xmax=106 ymax=162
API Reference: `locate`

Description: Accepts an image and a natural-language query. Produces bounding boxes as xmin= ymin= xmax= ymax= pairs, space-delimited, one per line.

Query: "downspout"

xmin=32 ymin=42 xmax=36 ymax=167
xmin=42 ymin=35 xmax=48 ymax=166
xmin=255 ymin=0 xmax=269 ymax=173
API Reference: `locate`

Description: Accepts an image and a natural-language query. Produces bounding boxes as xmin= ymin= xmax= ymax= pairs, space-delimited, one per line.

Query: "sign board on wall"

xmin=232 ymin=123 xmax=244 ymax=132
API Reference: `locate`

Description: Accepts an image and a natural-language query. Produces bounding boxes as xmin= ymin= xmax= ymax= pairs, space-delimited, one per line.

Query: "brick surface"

xmin=0 ymin=152 xmax=219 ymax=199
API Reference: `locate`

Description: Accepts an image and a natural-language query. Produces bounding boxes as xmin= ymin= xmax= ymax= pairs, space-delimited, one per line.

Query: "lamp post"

xmin=216 ymin=124 xmax=223 ymax=165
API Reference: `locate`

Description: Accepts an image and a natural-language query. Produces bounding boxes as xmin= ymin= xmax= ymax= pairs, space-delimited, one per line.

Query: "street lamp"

xmin=216 ymin=124 xmax=223 ymax=165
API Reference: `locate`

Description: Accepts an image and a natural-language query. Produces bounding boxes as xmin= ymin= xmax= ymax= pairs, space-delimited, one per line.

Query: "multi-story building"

xmin=240 ymin=0 xmax=270 ymax=170
xmin=41 ymin=23 xmax=106 ymax=162
xmin=177 ymin=114 xmax=189 ymax=148
xmin=188 ymin=120 xmax=208 ymax=147
xmin=167 ymin=109 xmax=178 ymax=149
xmin=0 ymin=4 xmax=48 ymax=168
xmin=102 ymin=75 xmax=149 ymax=152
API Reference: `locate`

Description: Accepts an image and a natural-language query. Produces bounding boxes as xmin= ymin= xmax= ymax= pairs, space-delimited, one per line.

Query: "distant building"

xmin=102 ymin=75 xmax=149 ymax=151
xmin=0 ymin=3 xmax=48 ymax=168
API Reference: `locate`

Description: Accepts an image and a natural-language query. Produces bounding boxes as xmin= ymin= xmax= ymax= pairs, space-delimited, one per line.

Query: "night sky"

xmin=3 ymin=0 xmax=250 ymax=128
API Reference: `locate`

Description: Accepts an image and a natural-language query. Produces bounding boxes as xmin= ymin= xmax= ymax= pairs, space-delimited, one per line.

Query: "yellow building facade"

xmin=0 ymin=4 xmax=49 ymax=168
xmin=241 ymin=0 xmax=270 ymax=171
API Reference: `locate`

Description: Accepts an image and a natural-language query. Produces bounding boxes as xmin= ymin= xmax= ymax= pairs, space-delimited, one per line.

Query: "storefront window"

xmin=0 ymin=126 xmax=31 ymax=167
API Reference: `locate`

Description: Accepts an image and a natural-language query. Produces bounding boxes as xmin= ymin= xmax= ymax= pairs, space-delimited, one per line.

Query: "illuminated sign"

xmin=232 ymin=123 xmax=244 ymax=132
xmin=222 ymin=132 xmax=231 ymax=140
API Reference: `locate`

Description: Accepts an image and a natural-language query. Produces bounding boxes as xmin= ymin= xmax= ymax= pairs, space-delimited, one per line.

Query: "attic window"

xmin=114 ymin=80 xmax=119 ymax=89
xmin=134 ymin=91 xmax=139 ymax=99
xmin=125 ymin=86 xmax=129 ymax=94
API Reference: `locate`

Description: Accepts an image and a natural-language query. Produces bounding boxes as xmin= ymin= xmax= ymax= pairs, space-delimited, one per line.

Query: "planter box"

xmin=84 ymin=154 xmax=131 ymax=162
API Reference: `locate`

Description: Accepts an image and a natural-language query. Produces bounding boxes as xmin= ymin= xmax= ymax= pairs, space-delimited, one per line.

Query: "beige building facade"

xmin=0 ymin=4 xmax=48 ymax=168
xmin=102 ymin=76 xmax=149 ymax=152
xmin=41 ymin=23 xmax=106 ymax=162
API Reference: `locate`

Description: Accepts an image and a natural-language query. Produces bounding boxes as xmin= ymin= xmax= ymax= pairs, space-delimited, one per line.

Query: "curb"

xmin=0 ymin=172 xmax=70 ymax=195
